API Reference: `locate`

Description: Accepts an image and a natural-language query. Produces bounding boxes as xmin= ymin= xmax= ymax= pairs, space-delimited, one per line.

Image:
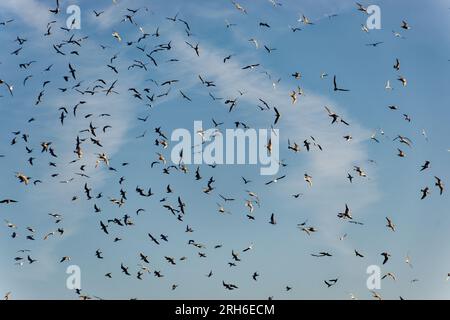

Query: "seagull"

xmin=394 ymin=135 xmax=412 ymax=147
xmin=265 ymin=175 xmax=286 ymax=185
xmin=366 ymin=42 xmax=383 ymax=47
xmin=420 ymin=161 xmax=430 ymax=171
xmin=248 ymin=38 xmax=259 ymax=49
xmin=324 ymin=106 xmax=349 ymax=125
xmin=382 ymin=272 xmax=396 ymax=281
xmin=420 ymin=187 xmax=430 ymax=200
xmin=385 ymin=217 xmax=395 ymax=232
xmin=304 ymin=173 xmax=313 ymax=187
xmin=0 ymin=79 xmax=14 ymax=96
xmin=405 ymin=253 xmax=413 ymax=268
xmin=337 ymin=204 xmax=352 ymax=220
xmin=298 ymin=14 xmax=314 ymax=25
xmin=393 ymin=58 xmax=400 ymax=70
xmin=185 ymin=41 xmax=200 ymax=56
xmin=435 ymin=177 xmax=444 ymax=195
xmin=333 ymin=75 xmax=350 ymax=92
xmin=269 ymin=213 xmax=276 ymax=225
xmin=289 ymin=26 xmax=302 ymax=32
xmin=356 ymin=2 xmax=368 ymax=13
xmin=397 ymin=76 xmax=407 ymax=86
xmin=225 ymin=19 xmax=236 ymax=28
xmin=112 ymin=31 xmax=122 ymax=42
xmin=381 ymin=252 xmax=391 ymax=264
xmin=231 ymin=1 xmax=247 ymax=14
xmin=385 ymin=80 xmax=393 ymax=90
xmin=401 ymin=20 xmax=411 ymax=30
xmin=289 ymin=90 xmax=297 ymax=104
xmin=0 ymin=199 xmax=18 ymax=204
xmin=93 ymin=10 xmax=104 ymax=17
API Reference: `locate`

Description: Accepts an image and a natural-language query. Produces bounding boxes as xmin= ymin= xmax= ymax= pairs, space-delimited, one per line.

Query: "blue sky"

xmin=0 ymin=0 xmax=449 ymax=300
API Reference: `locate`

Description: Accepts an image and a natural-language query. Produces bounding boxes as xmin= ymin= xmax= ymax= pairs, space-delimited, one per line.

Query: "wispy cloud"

xmin=157 ymin=29 xmax=380 ymax=248
xmin=0 ymin=0 xmax=51 ymax=29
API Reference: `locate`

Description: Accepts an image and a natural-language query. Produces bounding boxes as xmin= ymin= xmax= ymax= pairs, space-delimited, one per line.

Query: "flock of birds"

xmin=0 ymin=0 xmax=448 ymax=300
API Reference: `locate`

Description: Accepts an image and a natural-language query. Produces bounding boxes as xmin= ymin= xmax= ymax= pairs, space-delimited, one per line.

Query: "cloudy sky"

xmin=0 ymin=0 xmax=449 ymax=300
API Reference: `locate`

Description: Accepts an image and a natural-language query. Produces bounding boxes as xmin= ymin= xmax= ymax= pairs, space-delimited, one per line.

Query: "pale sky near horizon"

xmin=0 ymin=0 xmax=449 ymax=300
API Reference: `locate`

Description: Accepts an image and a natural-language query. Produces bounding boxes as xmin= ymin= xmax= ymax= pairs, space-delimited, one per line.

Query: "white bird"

xmin=405 ymin=253 xmax=413 ymax=268
xmin=112 ymin=31 xmax=122 ymax=42
xmin=385 ymin=80 xmax=393 ymax=90
xmin=422 ymin=129 xmax=428 ymax=142
xmin=232 ymin=1 xmax=247 ymax=14
xmin=248 ymin=38 xmax=259 ymax=49
xmin=298 ymin=14 xmax=314 ymax=25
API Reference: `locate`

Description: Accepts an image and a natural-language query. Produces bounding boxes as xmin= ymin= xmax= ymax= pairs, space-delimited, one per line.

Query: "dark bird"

xmin=121 ymin=263 xmax=131 ymax=276
xmin=269 ymin=213 xmax=276 ymax=225
xmin=435 ymin=177 xmax=444 ymax=195
xmin=381 ymin=252 xmax=391 ymax=265
xmin=333 ymin=75 xmax=350 ymax=92
xmin=185 ymin=41 xmax=200 ymax=56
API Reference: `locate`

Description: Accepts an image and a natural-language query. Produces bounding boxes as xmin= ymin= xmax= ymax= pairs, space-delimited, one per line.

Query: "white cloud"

xmin=0 ymin=0 xmax=51 ymax=29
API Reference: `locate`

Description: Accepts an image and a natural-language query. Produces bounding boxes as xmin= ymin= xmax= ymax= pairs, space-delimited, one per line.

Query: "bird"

xmin=289 ymin=91 xmax=297 ymax=104
xmin=311 ymin=252 xmax=332 ymax=257
xmin=435 ymin=177 xmax=444 ymax=195
xmin=265 ymin=175 xmax=286 ymax=185
xmin=324 ymin=106 xmax=349 ymax=125
xmin=288 ymin=140 xmax=300 ymax=152
xmin=420 ymin=187 xmax=430 ymax=200
xmin=393 ymin=58 xmax=400 ymax=70
xmin=231 ymin=1 xmax=247 ymax=14
xmin=15 ymin=173 xmax=30 ymax=185
xmin=299 ymin=14 xmax=314 ymax=25
xmin=366 ymin=42 xmax=384 ymax=47
xmin=324 ymin=278 xmax=338 ymax=288
xmin=337 ymin=204 xmax=352 ymax=220
xmin=385 ymin=217 xmax=396 ymax=232
xmin=382 ymin=272 xmax=396 ymax=281
xmin=120 ymin=263 xmax=131 ymax=276
xmin=273 ymin=107 xmax=281 ymax=125
xmin=185 ymin=41 xmax=200 ymax=56
xmin=356 ymin=3 xmax=368 ymax=13
xmin=355 ymin=250 xmax=364 ymax=258
xmin=60 ymin=256 xmax=71 ymax=263
xmin=333 ymin=75 xmax=350 ymax=91
xmin=112 ymin=31 xmax=122 ymax=42
xmin=242 ymin=63 xmax=260 ymax=70
xmin=405 ymin=253 xmax=413 ymax=268
xmin=0 ymin=199 xmax=18 ymax=204
xmin=68 ymin=63 xmax=77 ymax=80
xmin=27 ymin=255 xmax=37 ymax=264
xmin=0 ymin=79 xmax=14 ymax=96
xmin=222 ymin=281 xmax=238 ymax=290
xmin=304 ymin=173 xmax=313 ymax=187
xmin=397 ymin=76 xmax=407 ymax=86
xmin=401 ymin=20 xmax=411 ymax=30
xmin=269 ymin=213 xmax=276 ymax=225
xmin=381 ymin=252 xmax=391 ymax=265
xmin=385 ymin=80 xmax=393 ymax=90
xmin=248 ymin=38 xmax=259 ymax=49
xmin=371 ymin=291 xmax=382 ymax=300
xmin=93 ymin=10 xmax=104 ymax=17
xmin=354 ymin=166 xmax=367 ymax=177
